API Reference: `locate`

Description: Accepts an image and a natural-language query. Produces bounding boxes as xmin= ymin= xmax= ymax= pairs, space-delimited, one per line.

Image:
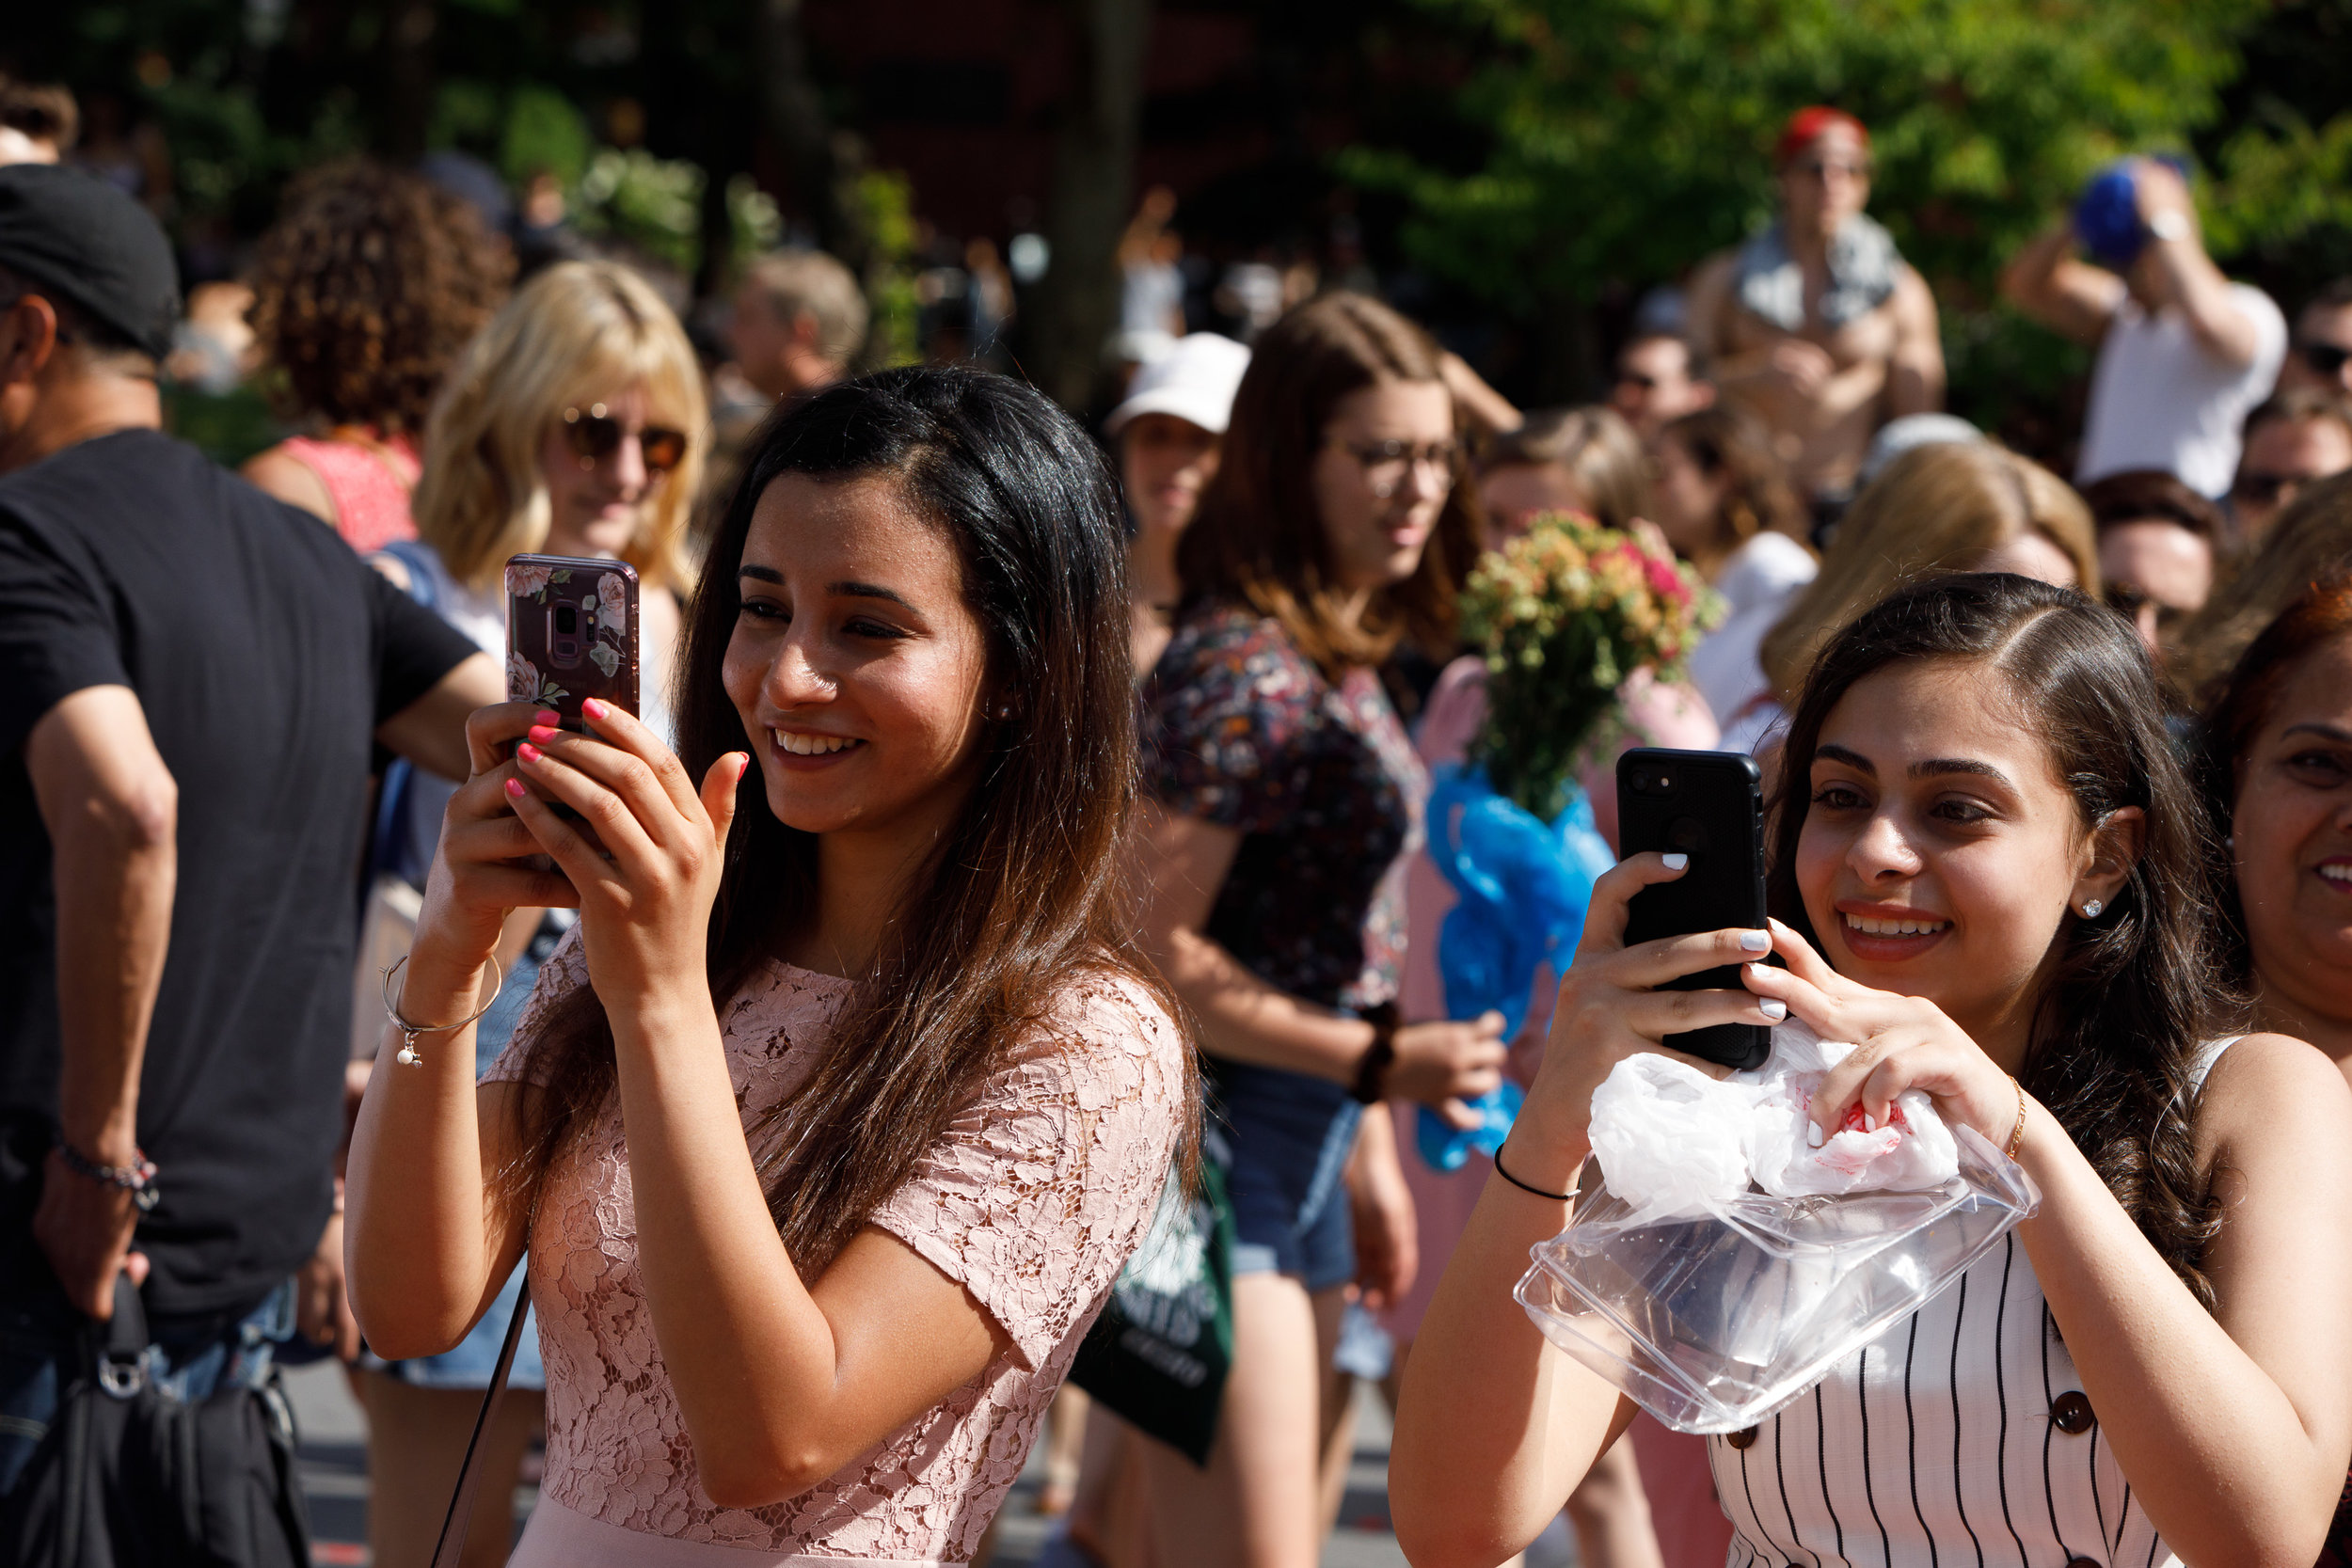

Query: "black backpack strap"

xmin=428 ymin=1279 xmax=532 ymax=1568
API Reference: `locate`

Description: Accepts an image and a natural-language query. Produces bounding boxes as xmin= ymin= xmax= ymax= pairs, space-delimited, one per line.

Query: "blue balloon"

xmin=1416 ymin=764 xmax=1617 ymax=1173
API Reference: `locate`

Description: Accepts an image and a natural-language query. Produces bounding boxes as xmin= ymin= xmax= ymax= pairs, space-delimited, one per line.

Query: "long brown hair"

xmin=2195 ymin=569 xmax=2352 ymax=986
xmin=1768 ymin=573 xmax=2230 ymax=1305
xmin=507 ymin=368 xmax=1196 ymax=1273
xmin=1176 ymin=293 xmax=1480 ymax=676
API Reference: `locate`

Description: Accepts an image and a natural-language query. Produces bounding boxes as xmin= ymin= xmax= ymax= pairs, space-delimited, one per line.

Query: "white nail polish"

xmin=1761 ymin=1000 xmax=1788 ymax=1021
xmin=1661 ymin=852 xmax=1689 ymax=871
xmin=1863 ymin=1114 xmax=1877 ymax=1133
xmin=1806 ymin=1123 xmax=1825 ymax=1148
xmin=1740 ymin=929 xmax=1772 ymax=952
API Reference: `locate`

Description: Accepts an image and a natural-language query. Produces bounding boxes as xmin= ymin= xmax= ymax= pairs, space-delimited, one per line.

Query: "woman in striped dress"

xmin=1389 ymin=573 xmax=2352 ymax=1567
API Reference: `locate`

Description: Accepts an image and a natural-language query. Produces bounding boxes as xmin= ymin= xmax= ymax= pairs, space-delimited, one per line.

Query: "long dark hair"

xmin=1766 ymin=573 xmax=2231 ymax=1304
xmin=508 ymin=367 xmax=1196 ymax=1273
xmin=1176 ymin=292 xmax=1480 ymax=677
xmin=2195 ymin=569 xmax=2352 ymax=986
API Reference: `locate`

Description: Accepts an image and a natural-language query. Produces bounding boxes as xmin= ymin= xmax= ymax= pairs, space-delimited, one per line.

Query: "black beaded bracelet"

xmin=1491 ymin=1140 xmax=1575 ymax=1202
xmin=57 ymin=1142 xmax=162 ymax=1212
xmin=1349 ymin=1003 xmax=1400 ymax=1104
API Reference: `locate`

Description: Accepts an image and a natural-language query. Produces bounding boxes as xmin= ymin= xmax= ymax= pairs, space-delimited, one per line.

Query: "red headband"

xmin=1776 ymin=106 xmax=1869 ymax=166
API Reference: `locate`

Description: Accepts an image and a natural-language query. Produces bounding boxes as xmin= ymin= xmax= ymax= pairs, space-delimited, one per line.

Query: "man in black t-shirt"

xmin=0 ymin=166 xmax=499 ymax=1497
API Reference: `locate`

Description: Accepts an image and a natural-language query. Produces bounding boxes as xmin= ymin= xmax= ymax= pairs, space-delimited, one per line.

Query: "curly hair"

xmin=247 ymin=159 xmax=513 ymax=435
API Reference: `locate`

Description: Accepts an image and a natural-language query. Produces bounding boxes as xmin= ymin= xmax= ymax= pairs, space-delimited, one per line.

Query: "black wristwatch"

xmin=1349 ymin=1003 xmax=1401 ymax=1104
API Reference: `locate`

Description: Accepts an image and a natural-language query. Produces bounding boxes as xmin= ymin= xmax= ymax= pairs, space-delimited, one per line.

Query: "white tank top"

xmin=1706 ymin=1040 xmax=2243 ymax=1567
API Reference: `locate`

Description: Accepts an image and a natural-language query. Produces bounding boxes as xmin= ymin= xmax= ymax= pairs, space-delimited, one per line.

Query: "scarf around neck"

xmin=1732 ymin=213 xmax=1901 ymax=333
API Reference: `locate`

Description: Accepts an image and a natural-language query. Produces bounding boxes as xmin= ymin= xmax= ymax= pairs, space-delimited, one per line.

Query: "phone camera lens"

xmin=555 ymin=604 xmax=580 ymax=635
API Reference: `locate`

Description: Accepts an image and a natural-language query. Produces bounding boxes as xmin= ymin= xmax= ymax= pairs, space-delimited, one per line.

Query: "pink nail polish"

xmin=534 ymin=709 xmax=560 ymax=726
xmin=517 ymin=742 xmax=542 ymax=763
xmin=582 ymin=698 xmax=608 ymax=720
xmin=528 ymin=725 xmax=558 ymax=744
xmin=504 ymin=778 xmax=527 ymax=799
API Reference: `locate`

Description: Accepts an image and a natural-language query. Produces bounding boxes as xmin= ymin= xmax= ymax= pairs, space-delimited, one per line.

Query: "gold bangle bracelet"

xmin=2005 ymin=1075 xmax=2028 ymax=1162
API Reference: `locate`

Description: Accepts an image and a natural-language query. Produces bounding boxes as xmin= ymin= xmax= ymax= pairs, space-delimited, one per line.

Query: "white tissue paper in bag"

xmin=1588 ymin=1021 xmax=1960 ymax=1222
xmin=1740 ymin=1022 xmax=1959 ymax=1197
xmin=1585 ymin=1053 xmax=1764 ymax=1225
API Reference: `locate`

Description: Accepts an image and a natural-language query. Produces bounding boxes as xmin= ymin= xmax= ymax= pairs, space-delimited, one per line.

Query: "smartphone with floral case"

xmin=504 ymin=554 xmax=640 ymax=730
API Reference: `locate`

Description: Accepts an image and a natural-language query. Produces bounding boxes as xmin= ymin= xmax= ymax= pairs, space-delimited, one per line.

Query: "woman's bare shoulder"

xmin=2197 ymin=1031 xmax=2352 ymax=1164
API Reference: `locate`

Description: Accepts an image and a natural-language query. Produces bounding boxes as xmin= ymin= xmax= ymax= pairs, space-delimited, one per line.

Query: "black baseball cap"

xmin=0 ymin=164 xmax=180 ymax=361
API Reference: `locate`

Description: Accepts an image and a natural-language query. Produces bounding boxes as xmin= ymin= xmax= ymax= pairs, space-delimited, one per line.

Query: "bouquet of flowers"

xmin=1461 ymin=512 xmax=1721 ymax=823
xmin=1418 ymin=515 xmax=1721 ymax=1172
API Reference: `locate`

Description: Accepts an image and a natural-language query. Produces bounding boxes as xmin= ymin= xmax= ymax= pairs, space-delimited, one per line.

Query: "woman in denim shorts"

xmin=1131 ymin=293 xmax=1509 ymax=1567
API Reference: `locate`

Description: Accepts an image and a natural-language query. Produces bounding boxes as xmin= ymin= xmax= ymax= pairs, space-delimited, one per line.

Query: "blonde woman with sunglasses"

xmin=357 ymin=258 xmax=707 ymax=1568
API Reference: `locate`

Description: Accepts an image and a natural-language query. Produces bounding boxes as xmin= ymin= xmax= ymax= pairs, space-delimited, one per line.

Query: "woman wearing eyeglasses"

xmin=357 ymin=258 xmax=707 ymax=1568
xmin=1126 ymin=293 xmax=1505 ymax=1567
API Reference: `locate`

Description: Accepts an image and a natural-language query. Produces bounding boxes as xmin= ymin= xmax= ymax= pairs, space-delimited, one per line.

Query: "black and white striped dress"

xmin=1707 ymin=1228 xmax=2171 ymax=1566
xmin=1706 ymin=1039 xmax=2247 ymax=1567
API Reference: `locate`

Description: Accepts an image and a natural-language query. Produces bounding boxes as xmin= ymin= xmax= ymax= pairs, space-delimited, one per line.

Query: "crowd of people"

xmin=5 ymin=86 xmax=2352 ymax=1568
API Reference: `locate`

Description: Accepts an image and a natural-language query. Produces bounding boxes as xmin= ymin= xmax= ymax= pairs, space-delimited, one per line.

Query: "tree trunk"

xmin=1534 ymin=289 xmax=1601 ymax=405
xmin=1029 ymin=0 xmax=1153 ymax=412
xmin=381 ymin=0 xmax=436 ymax=162
xmin=756 ymin=0 xmax=863 ymax=269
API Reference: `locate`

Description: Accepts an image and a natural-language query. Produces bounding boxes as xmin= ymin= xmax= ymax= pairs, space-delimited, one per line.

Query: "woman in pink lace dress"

xmin=346 ymin=369 xmax=1194 ymax=1565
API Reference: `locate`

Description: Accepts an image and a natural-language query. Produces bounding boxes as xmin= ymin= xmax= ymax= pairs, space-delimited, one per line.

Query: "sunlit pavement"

xmin=284 ymin=1364 xmax=1421 ymax=1567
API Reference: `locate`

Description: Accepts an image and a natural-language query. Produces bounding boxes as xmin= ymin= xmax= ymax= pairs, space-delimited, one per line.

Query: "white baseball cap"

xmin=1104 ymin=332 xmax=1251 ymax=436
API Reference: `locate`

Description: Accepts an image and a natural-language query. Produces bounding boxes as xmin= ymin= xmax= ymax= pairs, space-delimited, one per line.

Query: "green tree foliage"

xmin=1342 ymin=0 xmax=2281 ymax=429
xmin=2202 ymin=0 xmax=2352 ymax=291
xmin=1347 ymin=0 xmax=2260 ymax=304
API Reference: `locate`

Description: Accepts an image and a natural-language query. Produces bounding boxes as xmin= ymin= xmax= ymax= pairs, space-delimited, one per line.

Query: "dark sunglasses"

xmin=2296 ymin=340 xmax=2352 ymax=378
xmin=562 ymin=404 xmax=688 ymax=475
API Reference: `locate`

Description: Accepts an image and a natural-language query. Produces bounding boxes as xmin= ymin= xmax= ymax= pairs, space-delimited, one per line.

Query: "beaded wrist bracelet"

xmin=57 ymin=1142 xmax=162 ymax=1212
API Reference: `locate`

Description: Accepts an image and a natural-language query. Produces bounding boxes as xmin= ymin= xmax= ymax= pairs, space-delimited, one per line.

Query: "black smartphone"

xmin=1614 ymin=747 xmax=1772 ymax=1070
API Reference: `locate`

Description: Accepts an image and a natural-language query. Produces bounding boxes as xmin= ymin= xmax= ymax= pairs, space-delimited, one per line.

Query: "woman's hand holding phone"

xmin=1509 ymin=852 xmax=1788 ymax=1196
xmin=1742 ymin=921 xmax=2021 ymax=1148
xmin=395 ymin=700 xmax=583 ymax=1030
xmin=502 ymin=698 xmax=750 ymax=1016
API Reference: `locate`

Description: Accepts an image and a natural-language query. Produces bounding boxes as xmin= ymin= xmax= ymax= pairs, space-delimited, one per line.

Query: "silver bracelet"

xmin=381 ymin=954 xmax=505 ymax=1068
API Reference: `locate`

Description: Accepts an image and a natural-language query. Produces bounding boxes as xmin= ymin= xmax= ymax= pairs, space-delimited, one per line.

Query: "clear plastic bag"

xmin=1515 ymin=1121 xmax=2038 ymax=1434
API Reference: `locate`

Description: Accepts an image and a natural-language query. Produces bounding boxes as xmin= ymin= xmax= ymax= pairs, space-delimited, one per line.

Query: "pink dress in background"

xmin=1388 ymin=654 xmax=1733 ymax=1568
xmin=278 ymin=431 xmax=421 ymax=553
xmin=485 ymin=934 xmax=1186 ymax=1566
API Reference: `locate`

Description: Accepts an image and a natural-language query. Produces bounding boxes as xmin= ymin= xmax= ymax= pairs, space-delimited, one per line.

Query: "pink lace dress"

xmin=485 ymin=935 xmax=1185 ymax=1565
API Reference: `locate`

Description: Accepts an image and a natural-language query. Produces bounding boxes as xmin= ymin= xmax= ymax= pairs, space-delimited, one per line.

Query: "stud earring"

xmin=2081 ymin=899 xmax=2104 ymax=918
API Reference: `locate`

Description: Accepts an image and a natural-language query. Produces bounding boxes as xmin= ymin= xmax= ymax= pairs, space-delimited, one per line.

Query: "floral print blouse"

xmin=1145 ymin=601 xmax=1428 ymax=1013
